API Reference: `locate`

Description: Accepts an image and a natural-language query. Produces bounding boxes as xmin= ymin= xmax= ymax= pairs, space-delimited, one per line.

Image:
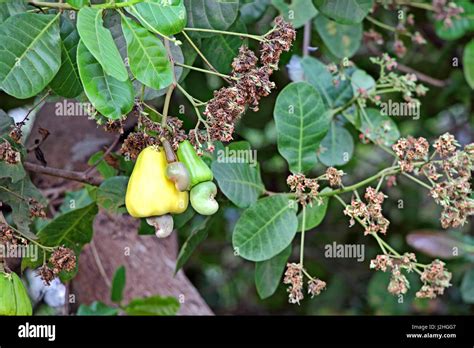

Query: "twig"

xmin=24 ymin=162 xmax=102 ymax=186
xmin=19 ymin=91 xmax=51 ymax=125
xmin=90 ymin=240 xmax=111 ymax=288
xmin=302 ymin=21 xmax=312 ymax=57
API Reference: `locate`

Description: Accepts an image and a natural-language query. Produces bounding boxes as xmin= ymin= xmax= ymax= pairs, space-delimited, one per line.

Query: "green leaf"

xmin=461 ymin=269 xmax=474 ymax=303
xmin=121 ymin=14 xmax=173 ymax=91
xmin=0 ymin=13 xmax=61 ymax=99
xmin=434 ymin=0 xmax=474 ymax=41
xmin=313 ymin=0 xmax=373 ymax=24
xmin=175 ymin=216 xmax=210 ymax=273
xmin=318 ymin=122 xmax=354 ymax=166
xmin=272 ymin=0 xmax=318 ymax=29
xmin=314 ymin=14 xmax=361 ymax=58
xmin=359 ymin=108 xmax=400 ymax=146
xmin=0 ymin=110 xmax=13 ymax=136
xmin=351 ymin=69 xmax=375 ymax=96
xmin=59 ymin=188 xmax=95 ymax=213
xmin=77 ymin=7 xmax=128 ymax=81
xmin=96 ymin=176 xmax=128 ymax=214
xmin=463 ymin=39 xmax=474 ymax=89
xmin=77 ymin=301 xmax=118 ymax=316
xmin=50 ymin=15 xmax=83 ymax=98
xmin=111 ymin=265 xmax=126 ymax=303
xmin=255 ymin=244 xmax=291 ymax=299
xmin=201 ymin=19 xmax=247 ymax=74
xmin=124 ymin=295 xmax=179 ymax=316
xmin=66 ymin=0 xmax=90 ymax=9
xmin=233 ymin=195 xmax=298 ymax=262
xmin=87 ymin=151 xmax=118 ymax=179
xmin=240 ymin=0 xmax=270 ymax=24
xmin=0 ymin=1 xmax=27 ymax=24
xmin=274 ymin=81 xmax=329 ymax=173
xmin=37 ymin=203 xmax=98 ymax=269
xmin=0 ymin=176 xmax=46 ymax=239
xmin=185 ymin=0 xmax=239 ymax=38
xmin=300 ymin=56 xmax=354 ymax=108
xmin=297 ymin=188 xmax=330 ymax=231
xmin=0 ymin=146 xmax=26 ymax=183
xmin=138 ymin=218 xmax=155 ymax=235
xmin=127 ymin=0 xmax=186 ymax=36
xmin=212 ymin=161 xmax=265 ymax=209
xmin=77 ymin=40 xmax=134 ymax=120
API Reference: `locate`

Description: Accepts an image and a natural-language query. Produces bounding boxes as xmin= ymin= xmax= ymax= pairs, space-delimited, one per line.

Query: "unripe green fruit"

xmin=190 ymin=181 xmax=219 ymax=216
xmin=177 ymin=140 xmax=213 ymax=188
xmin=0 ymin=272 xmax=33 ymax=316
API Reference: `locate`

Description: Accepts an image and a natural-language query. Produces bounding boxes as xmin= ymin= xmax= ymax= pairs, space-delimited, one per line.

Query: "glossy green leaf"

xmin=36 ymin=203 xmax=98 ymax=252
xmin=240 ymin=0 xmax=270 ymax=24
xmin=121 ymin=15 xmax=173 ymax=91
xmin=124 ymin=296 xmax=179 ymax=316
xmin=66 ymin=0 xmax=90 ymax=9
xmin=0 ymin=1 xmax=27 ymax=24
xmin=359 ymin=108 xmax=400 ymax=146
xmin=77 ymin=41 xmax=134 ymax=120
xmin=272 ymin=0 xmax=318 ymax=29
xmin=318 ymin=122 xmax=354 ymax=166
xmin=59 ymin=188 xmax=95 ymax=213
xmin=461 ymin=269 xmax=474 ymax=303
xmin=96 ymin=176 xmax=128 ymax=214
xmin=185 ymin=0 xmax=239 ymax=38
xmin=314 ymin=14 xmax=362 ymax=58
xmin=111 ymin=265 xmax=126 ymax=303
xmin=77 ymin=301 xmax=118 ymax=316
xmin=201 ymin=19 xmax=247 ymax=74
xmin=175 ymin=216 xmax=211 ymax=273
xmin=0 ymin=13 xmax=61 ymax=99
xmin=50 ymin=16 xmax=83 ymax=98
xmin=313 ymin=0 xmax=373 ymax=24
xmin=127 ymin=0 xmax=186 ymax=36
xmin=255 ymin=244 xmax=291 ymax=299
xmin=212 ymin=161 xmax=265 ymax=209
xmin=274 ymin=81 xmax=329 ymax=173
xmin=300 ymin=56 xmax=354 ymax=108
xmin=463 ymin=39 xmax=474 ymax=89
xmin=77 ymin=7 xmax=128 ymax=81
xmin=233 ymin=195 xmax=298 ymax=262
xmin=297 ymin=188 xmax=330 ymax=231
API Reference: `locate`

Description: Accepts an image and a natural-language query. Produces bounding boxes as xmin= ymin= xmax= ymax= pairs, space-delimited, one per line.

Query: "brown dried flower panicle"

xmin=0 ymin=140 xmax=21 ymax=164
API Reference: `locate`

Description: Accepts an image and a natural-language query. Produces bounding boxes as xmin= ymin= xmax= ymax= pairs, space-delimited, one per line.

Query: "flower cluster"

xmin=416 ymin=259 xmax=452 ymax=299
xmin=344 ymin=187 xmax=390 ymax=235
xmin=283 ymin=263 xmax=326 ymax=304
xmin=0 ymin=139 xmax=21 ymax=164
xmin=203 ymin=17 xmax=295 ymax=144
xmin=28 ymin=198 xmax=47 ymax=219
xmin=410 ymin=133 xmax=474 ymax=229
xmin=37 ymin=246 xmax=76 ymax=285
xmin=103 ymin=119 xmax=125 ymax=134
xmin=363 ymin=29 xmax=384 ymax=45
xmin=432 ymin=0 xmax=464 ymax=28
xmin=287 ymin=173 xmax=320 ymax=206
xmin=9 ymin=124 xmax=22 ymax=143
xmin=370 ymin=54 xmax=428 ymax=107
xmin=392 ymin=136 xmax=429 ymax=172
xmin=0 ymin=223 xmax=26 ymax=247
xmin=325 ymin=167 xmax=344 ymax=187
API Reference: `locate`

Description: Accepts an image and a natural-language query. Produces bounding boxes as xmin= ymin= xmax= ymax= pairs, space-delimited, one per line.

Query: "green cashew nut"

xmin=177 ymin=140 xmax=213 ymax=188
xmin=166 ymin=162 xmax=190 ymax=192
xmin=190 ymin=181 xmax=219 ymax=216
